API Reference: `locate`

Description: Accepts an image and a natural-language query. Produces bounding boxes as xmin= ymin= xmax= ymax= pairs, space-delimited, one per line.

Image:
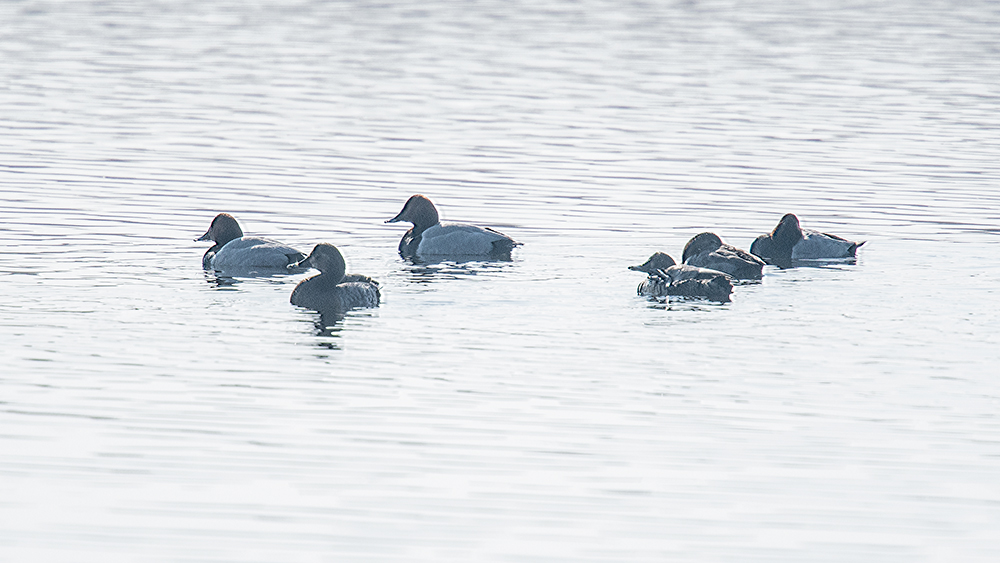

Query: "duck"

xmin=385 ymin=195 xmax=519 ymax=259
xmin=750 ymin=213 xmax=865 ymax=266
xmin=289 ymin=243 xmax=380 ymax=312
xmin=196 ymin=213 xmax=306 ymax=272
xmin=629 ymin=252 xmax=733 ymax=303
xmin=682 ymin=232 xmax=765 ymax=280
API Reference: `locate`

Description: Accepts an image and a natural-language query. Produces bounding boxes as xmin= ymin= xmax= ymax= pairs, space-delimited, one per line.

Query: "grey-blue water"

xmin=2 ymin=1 xmax=999 ymax=561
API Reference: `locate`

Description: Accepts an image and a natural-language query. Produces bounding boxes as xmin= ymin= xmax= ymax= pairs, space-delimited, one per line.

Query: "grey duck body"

xmin=630 ymin=252 xmax=733 ymax=303
xmin=289 ymin=244 xmax=380 ymax=312
xmin=750 ymin=213 xmax=864 ymax=267
xmin=682 ymin=232 xmax=764 ymax=281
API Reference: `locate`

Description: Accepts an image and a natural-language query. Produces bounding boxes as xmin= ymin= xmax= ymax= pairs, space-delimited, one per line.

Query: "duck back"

xmin=210 ymin=237 xmax=306 ymax=271
xmin=684 ymin=245 xmax=763 ymax=280
xmin=414 ymin=223 xmax=517 ymax=256
xmin=291 ymin=277 xmax=380 ymax=311
xmin=637 ymin=264 xmax=733 ymax=303
xmin=792 ymin=229 xmax=863 ymax=259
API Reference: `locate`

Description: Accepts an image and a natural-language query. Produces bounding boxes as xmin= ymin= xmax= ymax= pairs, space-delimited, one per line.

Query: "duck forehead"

xmin=650 ymin=252 xmax=675 ymax=267
xmin=397 ymin=195 xmax=439 ymax=226
xmin=632 ymin=252 xmax=673 ymax=272
xmin=699 ymin=232 xmax=722 ymax=246
xmin=316 ymin=244 xmax=346 ymax=266
xmin=408 ymin=195 xmax=435 ymax=213
xmin=211 ymin=213 xmax=241 ymax=234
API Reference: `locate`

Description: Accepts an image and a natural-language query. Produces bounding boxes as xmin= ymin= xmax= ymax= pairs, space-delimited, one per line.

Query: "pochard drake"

xmin=629 ymin=252 xmax=733 ymax=303
xmin=196 ymin=213 xmax=306 ymax=272
xmin=289 ymin=244 xmax=380 ymax=312
xmin=750 ymin=213 xmax=865 ymax=266
xmin=682 ymin=232 xmax=765 ymax=280
xmin=385 ymin=195 xmax=519 ymax=259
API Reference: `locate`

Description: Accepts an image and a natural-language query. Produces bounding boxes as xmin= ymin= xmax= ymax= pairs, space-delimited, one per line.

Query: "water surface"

xmin=2 ymin=1 xmax=999 ymax=561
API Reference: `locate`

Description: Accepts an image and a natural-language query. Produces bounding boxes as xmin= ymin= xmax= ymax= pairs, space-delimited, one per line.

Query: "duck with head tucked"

xmin=385 ymin=195 xmax=520 ymax=259
xmin=682 ymin=232 xmax=765 ymax=280
xmin=750 ymin=213 xmax=864 ymax=267
xmin=629 ymin=252 xmax=733 ymax=303
xmin=289 ymin=243 xmax=380 ymax=312
xmin=196 ymin=213 xmax=306 ymax=272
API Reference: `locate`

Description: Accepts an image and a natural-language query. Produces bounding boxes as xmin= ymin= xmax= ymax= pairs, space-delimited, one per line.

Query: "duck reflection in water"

xmin=288 ymin=244 xmax=380 ymax=333
xmin=629 ymin=252 xmax=733 ymax=303
xmin=203 ymin=272 xmax=241 ymax=289
xmin=397 ymin=255 xmax=516 ymax=285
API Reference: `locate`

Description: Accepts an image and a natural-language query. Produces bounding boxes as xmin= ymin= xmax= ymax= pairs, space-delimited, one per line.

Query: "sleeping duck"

xmin=682 ymin=232 xmax=765 ymax=280
xmin=750 ymin=213 xmax=864 ymax=266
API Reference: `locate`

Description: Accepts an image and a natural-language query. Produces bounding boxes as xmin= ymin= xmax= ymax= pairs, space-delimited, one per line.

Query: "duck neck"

xmin=317 ymin=271 xmax=347 ymax=287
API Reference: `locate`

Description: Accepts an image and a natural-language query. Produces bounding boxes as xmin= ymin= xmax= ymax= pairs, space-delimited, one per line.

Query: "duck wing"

xmin=685 ymin=247 xmax=763 ymax=280
xmin=212 ymin=237 xmax=305 ymax=270
xmin=792 ymin=229 xmax=860 ymax=259
xmin=667 ymin=277 xmax=733 ymax=302
xmin=335 ymin=281 xmax=381 ymax=308
xmin=661 ymin=264 xmax=730 ymax=283
xmin=417 ymin=223 xmax=516 ymax=255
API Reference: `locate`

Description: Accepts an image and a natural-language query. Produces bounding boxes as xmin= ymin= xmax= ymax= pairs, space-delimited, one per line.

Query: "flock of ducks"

xmin=196 ymin=194 xmax=865 ymax=316
xmin=629 ymin=214 xmax=864 ymax=303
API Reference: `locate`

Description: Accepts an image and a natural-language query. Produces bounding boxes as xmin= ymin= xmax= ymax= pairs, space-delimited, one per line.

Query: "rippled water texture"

xmin=2 ymin=1 xmax=999 ymax=561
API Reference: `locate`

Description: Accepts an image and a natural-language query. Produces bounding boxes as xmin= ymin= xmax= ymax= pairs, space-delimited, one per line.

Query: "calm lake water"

xmin=2 ymin=0 xmax=999 ymax=561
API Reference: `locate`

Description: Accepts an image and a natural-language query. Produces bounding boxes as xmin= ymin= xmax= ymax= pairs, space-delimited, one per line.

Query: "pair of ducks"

xmin=630 ymin=214 xmax=865 ymax=303
xmin=196 ymin=195 xmax=519 ymax=313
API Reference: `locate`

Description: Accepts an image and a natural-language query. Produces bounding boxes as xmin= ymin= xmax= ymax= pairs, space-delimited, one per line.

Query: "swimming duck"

xmin=682 ymin=232 xmax=765 ymax=280
xmin=289 ymin=243 xmax=380 ymax=311
xmin=385 ymin=195 xmax=519 ymax=259
xmin=629 ymin=252 xmax=733 ymax=303
xmin=196 ymin=213 xmax=306 ymax=272
xmin=750 ymin=213 xmax=864 ymax=266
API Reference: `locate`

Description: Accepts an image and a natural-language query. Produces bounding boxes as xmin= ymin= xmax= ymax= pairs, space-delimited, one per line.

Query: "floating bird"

xmin=750 ymin=213 xmax=864 ymax=266
xmin=385 ymin=195 xmax=519 ymax=259
xmin=629 ymin=252 xmax=733 ymax=303
xmin=196 ymin=213 xmax=305 ymax=272
xmin=682 ymin=232 xmax=765 ymax=280
xmin=289 ymin=243 xmax=380 ymax=312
